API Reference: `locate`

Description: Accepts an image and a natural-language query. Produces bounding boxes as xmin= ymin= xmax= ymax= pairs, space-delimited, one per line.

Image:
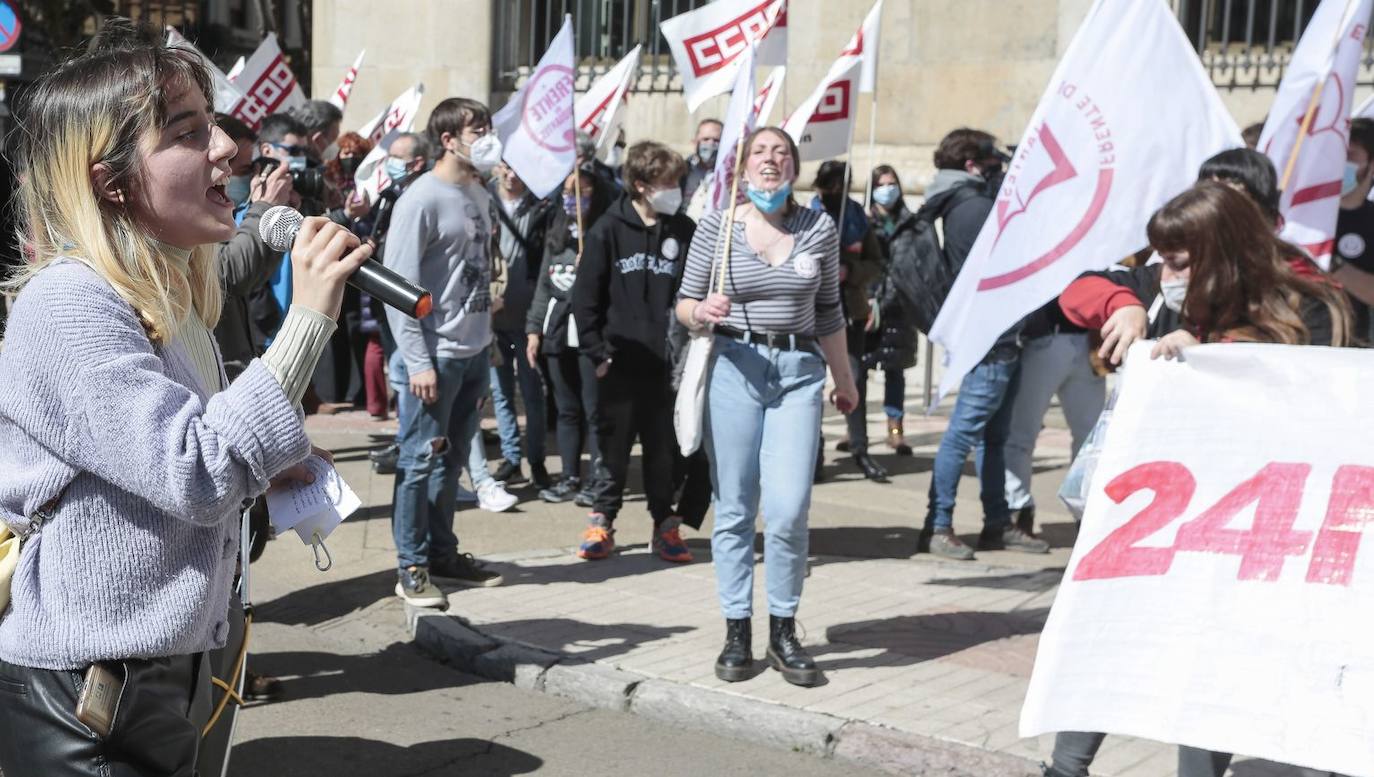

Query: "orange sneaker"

xmin=652 ymin=516 xmax=694 ymax=563
xmin=577 ymin=513 xmax=615 ymax=560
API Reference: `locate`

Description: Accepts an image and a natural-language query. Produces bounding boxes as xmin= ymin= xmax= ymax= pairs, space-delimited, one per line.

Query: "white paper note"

xmin=265 ymin=455 xmax=360 ymax=544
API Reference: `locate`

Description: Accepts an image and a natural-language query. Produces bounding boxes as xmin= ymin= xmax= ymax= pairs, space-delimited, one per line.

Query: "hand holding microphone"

xmin=260 ymin=206 xmax=433 ymax=320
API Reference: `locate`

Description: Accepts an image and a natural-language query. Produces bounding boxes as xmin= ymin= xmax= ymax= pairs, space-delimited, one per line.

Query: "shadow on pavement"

xmin=251 ymin=642 xmax=484 ymax=704
xmin=817 ymin=608 xmax=1051 ymax=671
xmin=230 ymin=735 xmax=542 ymax=776
xmin=807 ymin=526 xmax=920 ymax=559
xmin=474 ymin=618 xmax=695 ymax=663
xmin=926 ymin=569 xmax=1065 ymax=592
xmin=255 ymin=569 xmax=396 ymax=627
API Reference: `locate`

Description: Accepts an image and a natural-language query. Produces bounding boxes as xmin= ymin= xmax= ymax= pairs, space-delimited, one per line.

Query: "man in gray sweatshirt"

xmin=385 ymin=97 xmax=504 ymax=605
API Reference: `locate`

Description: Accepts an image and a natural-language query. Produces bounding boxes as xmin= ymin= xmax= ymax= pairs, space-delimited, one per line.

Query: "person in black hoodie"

xmin=571 ymin=141 xmax=696 ymax=562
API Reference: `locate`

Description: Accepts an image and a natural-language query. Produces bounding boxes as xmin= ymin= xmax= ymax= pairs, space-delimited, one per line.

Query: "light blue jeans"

xmin=489 ymin=328 xmax=546 ymax=467
xmin=707 ymin=337 xmax=826 ymax=620
xmin=389 ymin=350 xmax=490 ymax=570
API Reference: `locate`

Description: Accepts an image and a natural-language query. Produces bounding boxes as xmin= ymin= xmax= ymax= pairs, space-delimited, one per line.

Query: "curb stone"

xmin=406 ymin=606 xmax=1043 ymax=776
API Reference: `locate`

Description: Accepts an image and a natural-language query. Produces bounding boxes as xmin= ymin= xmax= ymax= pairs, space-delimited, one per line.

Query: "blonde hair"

xmin=4 ymin=18 xmax=221 ymax=343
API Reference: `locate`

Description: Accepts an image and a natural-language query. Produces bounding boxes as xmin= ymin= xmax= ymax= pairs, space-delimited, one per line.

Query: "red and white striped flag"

xmin=660 ymin=0 xmax=785 ymax=112
xmin=1259 ymin=0 xmax=1373 ymax=268
xmin=575 ymin=45 xmax=641 ymax=157
xmin=226 ymin=34 xmax=306 ymax=130
xmin=328 ymin=49 xmax=366 ymax=111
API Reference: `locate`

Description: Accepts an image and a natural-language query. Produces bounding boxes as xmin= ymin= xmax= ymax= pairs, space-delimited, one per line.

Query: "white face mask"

xmin=647 ymin=187 xmax=683 ymax=215
xmin=605 ymin=145 xmax=625 ymax=168
xmin=462 ymin=133 xmax=504 ymax=174
xmin=1160 ymin=278 xmax=1188 ymax=313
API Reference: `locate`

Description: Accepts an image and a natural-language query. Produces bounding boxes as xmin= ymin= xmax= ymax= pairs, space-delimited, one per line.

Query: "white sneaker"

xmin=456 ymin=485 xmax=478 ymax=503
xmin=476 ymin=481 xmax=518 ymax=513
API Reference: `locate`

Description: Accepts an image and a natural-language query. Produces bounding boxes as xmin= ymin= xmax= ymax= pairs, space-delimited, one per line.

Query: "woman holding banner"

xmin=676 ymin=126 xmax=858 ymax=687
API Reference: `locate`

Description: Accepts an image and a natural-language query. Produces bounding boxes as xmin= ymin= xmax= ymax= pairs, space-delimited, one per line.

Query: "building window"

xmin=1176 ymin=0 xmax=1374 ymax=86
xmin=494 ymin=0 xmax=712 ymax=92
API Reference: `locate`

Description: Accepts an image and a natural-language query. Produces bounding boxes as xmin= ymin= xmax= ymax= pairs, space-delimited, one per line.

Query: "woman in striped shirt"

xmin=676 ymin=126 xmax=859 ymax=688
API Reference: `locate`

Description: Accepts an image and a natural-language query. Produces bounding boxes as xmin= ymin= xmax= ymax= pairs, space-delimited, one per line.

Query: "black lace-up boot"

xmin=768 ymin=615 xmax=821 ymax=687
xmin=714 ymin=618 xmax=754 ymax=682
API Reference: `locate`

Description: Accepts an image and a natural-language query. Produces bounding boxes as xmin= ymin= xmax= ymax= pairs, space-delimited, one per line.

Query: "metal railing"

xmin=1177 ymin=0 xmax=1374 ymax=87
xmin=493 ymin=0 xmax=710 ymax=92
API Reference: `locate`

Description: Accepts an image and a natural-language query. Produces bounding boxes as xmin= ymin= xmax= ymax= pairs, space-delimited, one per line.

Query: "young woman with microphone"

xmin=0 ymin=21 xmax=371 ymax=774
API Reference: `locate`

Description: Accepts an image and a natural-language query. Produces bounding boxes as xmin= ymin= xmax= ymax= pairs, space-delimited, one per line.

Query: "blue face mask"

xmin=226 ymin=175 xmax=252 ymax=206
xmin=747 ymin=181 xmax=792 ymax=214
xmin=873 ymin=183 xmax=901 ymax=209
xmin=1343 ymin=161 xmax=1362 ymax=196
xmin=384 ymin=158 xmax=410 ymax=182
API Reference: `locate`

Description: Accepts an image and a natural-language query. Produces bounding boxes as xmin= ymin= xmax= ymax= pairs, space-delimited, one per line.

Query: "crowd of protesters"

xmin=2 ymin=20 xmax=1372 ymax=777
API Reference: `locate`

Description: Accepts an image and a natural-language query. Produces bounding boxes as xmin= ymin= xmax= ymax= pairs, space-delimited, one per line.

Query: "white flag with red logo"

xmin=755 ymin=66 xmax=786 ymax=126
xmin=857 ymin=0 xmax=882 ymax=93
xmin=1259 ymin=0 xmax=1372 ymax=268
xmin=575 ymin=44 xmax=640 ymax=155
xmin=708 ymin=44 xmax=757 ymax=212
xmin=165 ymin=28 xmax=244 ymax=115
xmin=928 ymin=0 xmax=1241 ymax=401
xmin=660 ymin=0 xmax=785 ymax=112
xmin=353 ymin=83 xmax=426 ymax=203
xmin=782 ymin=57 xmax=859 ymax=161
xmin=755 ymin=1 xmax=788 ymax=67
xmin=328 ymin=49 xmax=366 ymax=111
xmin=493 ymin=15 xmax=577 ymax=199
xmin=226 ymin=34 xmax=306 ymax=130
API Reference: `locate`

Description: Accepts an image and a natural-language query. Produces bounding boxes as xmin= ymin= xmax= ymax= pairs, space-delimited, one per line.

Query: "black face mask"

xmin=338 ymin=156 xmax=361 ymax=178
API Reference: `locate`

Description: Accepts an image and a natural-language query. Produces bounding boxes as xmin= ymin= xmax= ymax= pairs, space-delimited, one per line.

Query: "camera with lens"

xmin=253 ymin=157 xmax=326 ymax=201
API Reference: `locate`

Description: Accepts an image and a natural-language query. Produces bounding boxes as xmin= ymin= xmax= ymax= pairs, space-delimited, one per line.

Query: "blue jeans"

xmin=390 ymin=350 xmax=490 ymax=570
xmin=883 ymin=367 xmax=905 ymax=420
xmin=707 ymin=337 xmax=825 ymax=619
xmin=489 ymin=329 xmax=546 ymax=467
xmin=926 ymin=351 xmax=1021 ymax=532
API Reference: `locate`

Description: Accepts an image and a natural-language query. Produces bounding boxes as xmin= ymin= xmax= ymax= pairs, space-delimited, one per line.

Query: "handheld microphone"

xmin=259 ymin=206 xmax=433 ymax=320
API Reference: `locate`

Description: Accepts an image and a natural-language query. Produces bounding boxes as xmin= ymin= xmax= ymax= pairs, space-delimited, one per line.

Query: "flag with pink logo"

xmin=660 ymin=0 xmax=786 ymax=112
xmin=707 ymin=44 xmax=757 ymax=212
xmin=928 ymin=0 xmax=1241 ymax=401
xmin=328 ymin=49 xmax=366 ymax=111
xmin=352 ymin=83 xmax=426 ymax=203
xmin=1258 ymin=0 xmax=1373 ymax=268
xmin=226 ymin=33 xmax=306 ymax=130
xmin=575 ymin=44 xmax=641 ymax=157
xmin=493 ymin=15 xmax=577 ymax=199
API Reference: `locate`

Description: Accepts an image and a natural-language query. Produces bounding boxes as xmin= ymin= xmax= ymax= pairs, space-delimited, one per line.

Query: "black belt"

xmin=717 ymin=326 xmax=817 ymax=351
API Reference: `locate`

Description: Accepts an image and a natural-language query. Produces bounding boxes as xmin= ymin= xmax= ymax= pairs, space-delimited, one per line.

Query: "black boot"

xmin=768 ymin=615 xmax=820 ymax=687
xmin=715 ymin=618 xmax=754 ymax=682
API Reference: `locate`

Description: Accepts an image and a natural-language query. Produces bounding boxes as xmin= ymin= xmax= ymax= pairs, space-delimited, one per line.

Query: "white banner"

xmin=928 ymin=0 xmax=1241 ymax=401
xmin=708 ymin=44 xmax=757 ymax=212
xmin=165 ymin=27 xmax=243 ymax=115
xmin=226 ymin=33 xmax=306 ymax=130
xmin=660 ymin=0 xmax=786 ymax=112
xmin=1259 ymin=0 xmax=1372 ymax=268
xmin=1022 ymin=341 xmax=1374 ymax=777
xmin=353 ymin=83 xmax=426 ymax=203
xmin=493 ymin=15 xmax=577 ymax=199
xmin=226 ymin=56 xmax=245 ymax=82
xmin=328 ymin=49 xmax=366 ymax=111
xmin=576 ymin=44 xmax=641 ymax=154
xmin=755 ymin=0 xmax=788 ymax=66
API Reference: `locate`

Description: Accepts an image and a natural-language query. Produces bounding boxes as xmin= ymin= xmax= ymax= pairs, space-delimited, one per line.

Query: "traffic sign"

xmin=0 ymin=3 xmax=22 ymax=54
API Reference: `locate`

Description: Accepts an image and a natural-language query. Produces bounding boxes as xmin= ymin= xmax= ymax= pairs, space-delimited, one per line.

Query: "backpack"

xmin=886 ymin=185 xmax=983 ymax=334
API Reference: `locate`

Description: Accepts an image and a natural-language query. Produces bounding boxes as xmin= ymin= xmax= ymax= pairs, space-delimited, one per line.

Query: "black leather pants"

xmin=0 ymin=652 xmax=210 ymax=777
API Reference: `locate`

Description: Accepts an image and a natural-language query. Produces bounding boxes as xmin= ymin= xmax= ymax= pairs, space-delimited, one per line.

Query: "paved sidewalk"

xmin=306 ymin=363 xmax=1298 ymax=776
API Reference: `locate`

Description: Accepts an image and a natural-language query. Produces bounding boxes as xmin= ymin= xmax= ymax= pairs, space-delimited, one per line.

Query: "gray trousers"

xmin=1003 ymin=332 xmax=1105 ymax=511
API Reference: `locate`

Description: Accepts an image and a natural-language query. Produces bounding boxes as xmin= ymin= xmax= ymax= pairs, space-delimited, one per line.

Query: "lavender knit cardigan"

xmin=0 ymin=261 xmax=311 ymax=670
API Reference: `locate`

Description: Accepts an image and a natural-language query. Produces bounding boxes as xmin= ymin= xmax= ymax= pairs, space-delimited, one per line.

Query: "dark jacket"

xmin=525 ymin=208 xmax=579 ymax=355
xmin=923 ymin=171 xmax=1021 ymax=353
xmin=811 ymin=195 xmax=885 ymax=324
xmin=866 ymin=204 xmax=920 ymax=370
xmin=491 ymin=189 xmax=560 ymax=333
xmin=572 ymin=194 xmax=696 ymax=368
xmin=213 ymin=202 xmax=283 ymax=381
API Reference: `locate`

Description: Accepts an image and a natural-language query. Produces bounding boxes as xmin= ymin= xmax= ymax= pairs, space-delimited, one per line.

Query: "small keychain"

xmin=310 ymin=531 xmax=333 ymax=573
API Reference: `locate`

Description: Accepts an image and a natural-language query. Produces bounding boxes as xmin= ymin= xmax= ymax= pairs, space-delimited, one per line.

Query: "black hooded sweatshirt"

xmin=571 ymin=193 xmax=696 ymax=369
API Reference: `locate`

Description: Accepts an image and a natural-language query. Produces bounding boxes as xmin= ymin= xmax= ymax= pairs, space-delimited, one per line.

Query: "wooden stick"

xmin=716 ymin=133 xmax=748 ymax=296
xmin=863 ymin=91 xmax=880 ymax=209
xmin=1280 ymin=0 xmax=1361 ymax=193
